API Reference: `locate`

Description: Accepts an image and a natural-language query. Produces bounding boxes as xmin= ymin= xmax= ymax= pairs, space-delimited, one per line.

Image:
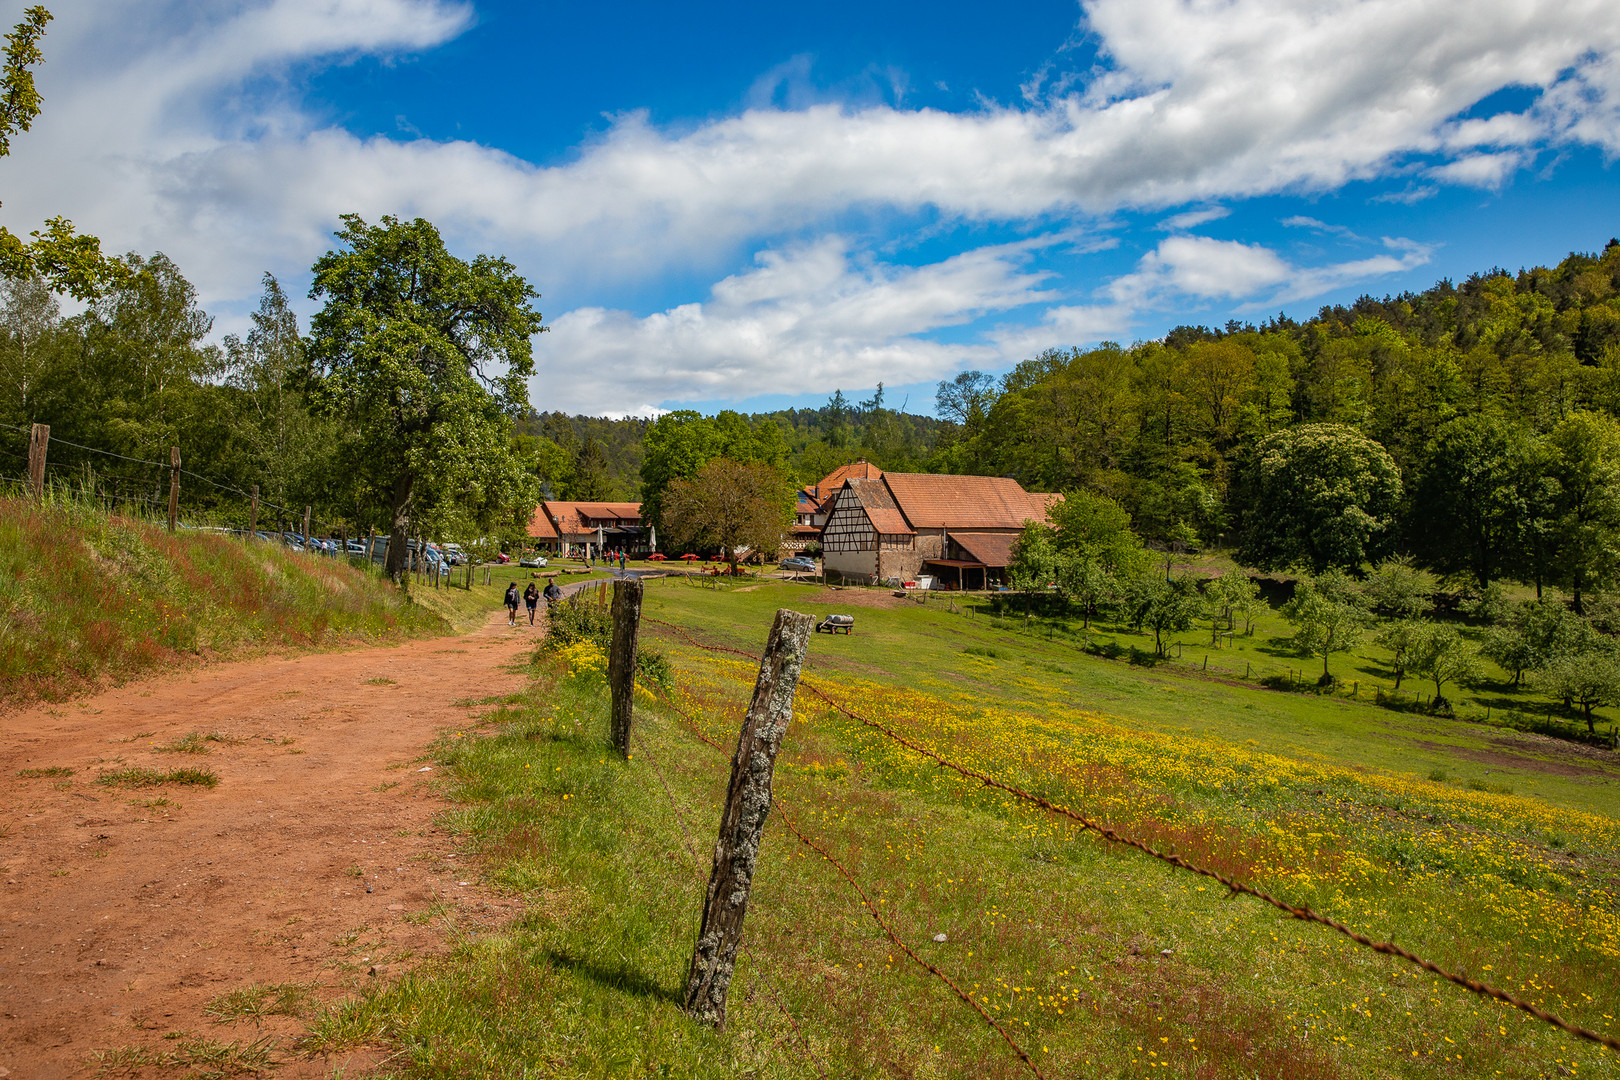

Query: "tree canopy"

xmin=307 ymin=214 xmax=543 ymax=576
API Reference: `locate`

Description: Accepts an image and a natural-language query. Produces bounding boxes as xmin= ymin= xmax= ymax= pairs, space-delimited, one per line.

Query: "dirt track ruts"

xmin=1 ymin=608 xmax=541 ymax=1078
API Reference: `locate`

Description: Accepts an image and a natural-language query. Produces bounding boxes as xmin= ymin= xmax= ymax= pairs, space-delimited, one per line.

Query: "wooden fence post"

xmin=249 ymin=484 xmax=259 ymax=538
xmin=26 ymin=422 xmax=48 ymax=500
xmin=607 ymin=577 xmax=644 ymax=757
xmin=685 ymin=608 xmax=814 ymax=1030
xmin=366 ymin=528 xmax=375 ymax=567
xmin=339 ymin=526 xmax=347 ymax=563
xmin=303 ymin=506 xmax=312 ymax=550
xmin=167 ymin=447 xmax=181 ymax=532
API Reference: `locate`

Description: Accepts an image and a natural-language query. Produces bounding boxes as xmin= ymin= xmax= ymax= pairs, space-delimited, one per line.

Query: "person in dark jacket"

xmin=543 ymin=580 xmax=563 ymax=605
xmin=504 ymin=582 xmax=520 ymax=626
xmin=523 ymin=582 xmax=540 ymax=625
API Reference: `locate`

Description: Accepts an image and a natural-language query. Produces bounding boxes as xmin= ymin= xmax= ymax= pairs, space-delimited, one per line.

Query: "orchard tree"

xmin=661 ymin=458 xmax=793 ymax=569
xmin=1282 ymin=570 xmax=1370 ymax=683
xmin=1375 ymin=618 xmax=1427 ymax=690
xmin=1363 ymin=555 xmax=1435 ymax=619
xmin=1538 ymin=650 xmax=1620 ymax=734
xmin=1410 ymin=624 xmax=1477 ymax=711
xmin=308 ymin=214 xmax=543 ymax=579
xmin=1237 ymin=423 xmax=1402 ymax=573
xmin=1123 ymin=572 xmax=1201 ymax=658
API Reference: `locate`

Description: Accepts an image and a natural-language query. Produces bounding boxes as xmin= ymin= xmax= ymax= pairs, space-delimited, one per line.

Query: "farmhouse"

xmin=792 ymin=458 xmax=884 ymax=548
xmin=820 ymin=472 xmax=1059 ymax=588
xmin=527 ymin=501 xmax=647 ymax=557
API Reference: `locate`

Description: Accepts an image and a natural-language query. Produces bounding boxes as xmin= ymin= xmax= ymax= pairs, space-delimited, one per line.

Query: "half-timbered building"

xmin=819 ymin=472 xmax=1059 ymax=587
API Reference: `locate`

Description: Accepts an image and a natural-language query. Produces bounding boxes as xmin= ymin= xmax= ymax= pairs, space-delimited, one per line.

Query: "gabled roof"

xmin=531 ymin=501 xmax=642 ymax=537
xmin=528 ymin=505 xmax=560 ymax=539
xmin=797 ymin=487 xmax=822 ymax=512
xmin=845 ymin=477 xmax=913 ymax=535
xmin=882 ymin=473 xmax=1055 ymax=530
xmin=813 ymin=459 xmax=883 ymax=502
xmin=951 ymin=530 xmax=1022 ymax=568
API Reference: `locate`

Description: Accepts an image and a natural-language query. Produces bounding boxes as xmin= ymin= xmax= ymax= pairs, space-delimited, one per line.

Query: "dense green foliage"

xmin=308 ymin=214 xmax=544 ymax=576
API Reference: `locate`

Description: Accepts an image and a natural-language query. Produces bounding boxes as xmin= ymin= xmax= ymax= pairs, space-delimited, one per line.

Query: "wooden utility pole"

xmin=607 ymin=577 xmax=644 ymax=756
xmin=249 ymin=484 xmax=259 ymax=537
xmin=26 ymin=423 xmax=48 ymax=500
xmin=303 ymin=506 xmax=312 ymax=549
xmin=167 ymin=447 xmax=181 ymax=532
xmin=685 ymin=608 xmax=814 ymax=1029
xmin=339 ymin=527 xmax=347 ymax=562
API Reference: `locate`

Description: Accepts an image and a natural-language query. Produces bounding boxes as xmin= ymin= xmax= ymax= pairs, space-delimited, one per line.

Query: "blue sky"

xmin=4 ymin=0 xmax=1619 ymax=417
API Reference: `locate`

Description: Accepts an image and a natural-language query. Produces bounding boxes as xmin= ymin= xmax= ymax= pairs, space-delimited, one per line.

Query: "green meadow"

xmin=277 ymin=576 xmax=1620 ymax=1079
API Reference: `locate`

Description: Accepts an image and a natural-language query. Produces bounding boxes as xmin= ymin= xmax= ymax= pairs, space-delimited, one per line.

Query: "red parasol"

xmin=647 ymin=553 xmax=667 ymax=561
xmin=680 ymin=553 xmax=700 ymax=561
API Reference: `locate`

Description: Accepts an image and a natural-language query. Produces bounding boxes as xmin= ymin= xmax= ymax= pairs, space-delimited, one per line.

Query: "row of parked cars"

xmin=242 ymin=530 xmax=470 ymax=573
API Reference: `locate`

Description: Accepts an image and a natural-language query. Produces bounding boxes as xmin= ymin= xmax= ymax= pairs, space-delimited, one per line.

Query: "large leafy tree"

xmin=1543 ymin=412 xmax=1620 ymax=613
xmin=1237 ymin=423 xmax=1403 ymax=573
xmin=308 ymin=214 xmax=543 ymax=577
xmin=0 ymin=7 xmax=123 ymax=299
xmin=661 ymin=458 xmax=793 ymax=568
xmin=1410 ymin=413 xmax=1538 ymax=587
xmin=639 ymin=409 xmax=783 ymax=528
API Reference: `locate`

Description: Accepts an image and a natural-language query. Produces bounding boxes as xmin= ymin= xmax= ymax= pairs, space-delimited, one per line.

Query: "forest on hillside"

xmin=4 ymin=238 xmax=1620 ymax=594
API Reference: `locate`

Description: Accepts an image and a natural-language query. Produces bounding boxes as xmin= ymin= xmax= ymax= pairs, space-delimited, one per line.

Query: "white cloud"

xmin=1426 ymin=151 xmax=1524 ymax=189
xmin=7 ymin=0 xmax=1620 ymax=311
xmin=1108 ymin=234 xmax=1433 ymax=309
xmin=531 ymin=237 xmax=1054 ymax=414
xmin=1158 ymin=207 xmax=1229 ymax=231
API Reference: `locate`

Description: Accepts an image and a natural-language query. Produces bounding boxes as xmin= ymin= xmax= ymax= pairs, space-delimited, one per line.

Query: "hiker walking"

xmin=543 ymin=580 xmax=563 ymax=606
xmin=504 ymin=582 xmax=520 ymax=626
xmin=523 ymin=582 xmax=540 ymax=626
xmin=618 ymin=550 xmax=627 ymax=571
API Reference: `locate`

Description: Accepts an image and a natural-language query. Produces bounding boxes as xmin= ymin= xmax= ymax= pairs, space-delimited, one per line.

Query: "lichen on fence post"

xmin=684 ymin=607 xmax=813 ymax=1029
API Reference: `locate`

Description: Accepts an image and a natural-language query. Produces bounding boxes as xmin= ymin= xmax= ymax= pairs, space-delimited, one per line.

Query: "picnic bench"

xmin=816 ymin=614 xmax=854 ymax=635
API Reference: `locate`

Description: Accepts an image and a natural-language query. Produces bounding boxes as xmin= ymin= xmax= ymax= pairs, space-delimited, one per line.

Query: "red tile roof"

xmin=529 ymin=501 xmax=642 ymax=537
xmin=812 ymin=459 xmax=882 ymax=502
xmin=882 ymin=473 xmax=1055 ymax=530
xmin=846 ymin=477 xmax=914 ymax=535
xmin=527 ymin=505 xmax=560 ymax=539
xmin=951 ymin=530 xmax=1022 ymax=568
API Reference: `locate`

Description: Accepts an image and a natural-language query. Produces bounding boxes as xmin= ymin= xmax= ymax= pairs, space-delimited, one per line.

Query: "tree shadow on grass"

xmin=543 ymin=948 xmax=684 ymax=1007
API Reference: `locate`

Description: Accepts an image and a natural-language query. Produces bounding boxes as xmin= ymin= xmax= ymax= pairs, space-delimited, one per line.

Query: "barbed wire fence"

xmin=634 ymin=612 xmax=1620 ymax=1072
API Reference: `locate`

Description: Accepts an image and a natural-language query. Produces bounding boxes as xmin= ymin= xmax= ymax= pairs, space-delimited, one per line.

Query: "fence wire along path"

xmin=639 ymin=614 xmax=1620 ymax=1074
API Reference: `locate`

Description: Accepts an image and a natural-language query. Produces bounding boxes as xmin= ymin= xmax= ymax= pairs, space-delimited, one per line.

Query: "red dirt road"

xmin=1 ymin=611 xmax=541 ymax=1078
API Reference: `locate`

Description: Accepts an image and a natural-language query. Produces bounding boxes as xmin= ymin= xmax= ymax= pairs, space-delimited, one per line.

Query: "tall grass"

xmin=0 ymin=492 xmax=447 ymax=706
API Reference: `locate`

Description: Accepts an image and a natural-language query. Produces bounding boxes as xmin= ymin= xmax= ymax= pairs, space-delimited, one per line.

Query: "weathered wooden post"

xmin=249 ymin=484 xmax=259 ymax=537
xmin=303 ymin=506 xmax=312 ymax=550
xmin=366 ymin=528 xmax=375 ymax=566
xmin=167 ymin=447 xmax=181 ymax=532
xmin=685 ymin=608 xmax=814 ymax=1030
xmin=339 ymin=527 xmax=347 ymax=563
xmin=607 ymin=577 xmax=644 ymax=757
xmin=26 ymin=423 xmax=48 ymax=500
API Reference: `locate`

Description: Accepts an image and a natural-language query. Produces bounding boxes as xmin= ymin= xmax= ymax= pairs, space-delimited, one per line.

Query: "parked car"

xmin=779 ymin=556 xmax=817 ymax=573
xmin=519 ymin=554 xmax=548 ymax=569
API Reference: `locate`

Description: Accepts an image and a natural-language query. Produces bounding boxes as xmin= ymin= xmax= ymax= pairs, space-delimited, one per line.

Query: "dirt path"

xmin=1 ymin=610 xmax=543 ymax=1078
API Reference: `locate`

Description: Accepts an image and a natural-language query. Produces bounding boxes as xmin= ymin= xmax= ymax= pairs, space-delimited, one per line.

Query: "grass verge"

xmin=0 ymin=493 xmax=448 ymax=708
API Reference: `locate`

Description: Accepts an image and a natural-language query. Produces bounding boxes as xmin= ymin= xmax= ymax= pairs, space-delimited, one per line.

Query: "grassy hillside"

xmin=283 ymin=578 xmax=1620 ymax=1079
xmin=0 ymin=495 xmax=448 ymax=706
